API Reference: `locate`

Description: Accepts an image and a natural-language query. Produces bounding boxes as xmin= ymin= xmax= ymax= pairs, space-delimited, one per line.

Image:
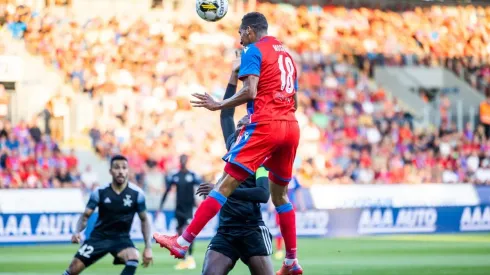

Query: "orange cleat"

xmin=153 ymin=233 xmax=188 ymax=259
xmin=276 ymin=259 xmax=303 ymax=275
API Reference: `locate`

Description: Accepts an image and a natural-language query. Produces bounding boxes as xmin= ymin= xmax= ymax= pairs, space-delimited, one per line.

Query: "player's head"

xmin=110 ymin=155 xmax=129 ymax=186
xmin=239 ymin=12 xmax=268 ymax=46
xmin=179 ymin=154 xmax=188 ymax=170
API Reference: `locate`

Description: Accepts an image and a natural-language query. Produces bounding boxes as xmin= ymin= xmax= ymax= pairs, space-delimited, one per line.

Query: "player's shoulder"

xmin=128 ymin=182 xmax=145 ymax=197
xmin=89 ymin=183 xmax=110 ymax=202
xmin=167 ymin=169 xmax=180 ymax=178
xmin=94 ymin=183 xmax=111 ymax=194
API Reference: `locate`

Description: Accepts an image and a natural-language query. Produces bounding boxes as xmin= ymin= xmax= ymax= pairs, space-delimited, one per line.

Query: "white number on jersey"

xmin=78 ymin=244 xmax=94 ymax=258
xmin=277 ymin=55 xmax=295 ymax=94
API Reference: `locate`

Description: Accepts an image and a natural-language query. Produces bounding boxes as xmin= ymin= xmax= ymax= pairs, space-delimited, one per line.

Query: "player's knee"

xmin=118 ymin=248 xmax=139 ymax=262
xmin=271 ymin=195 xmax=288 ymax=207
xmin=126 ymin=249 xmax=140 ymax=262
xmin=216 ymin=172 xmax=242 ymax=197
xmin=270 ymin=186 xmax=289 ymax=207
xmin=67 ymin=258 xmax=85 ymax=275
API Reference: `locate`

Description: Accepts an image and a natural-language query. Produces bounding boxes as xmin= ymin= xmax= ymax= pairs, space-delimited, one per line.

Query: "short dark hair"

xmin=110 ymin=154 xmax=128 ymax=167
xmin=241 ymin=12 xmax=268 ymax=35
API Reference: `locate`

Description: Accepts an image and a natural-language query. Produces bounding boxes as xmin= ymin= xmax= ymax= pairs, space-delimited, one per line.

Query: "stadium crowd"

xmin=0 ymin=115 xmax=81 ymax=189
xmin=2 ymin=3 xmax=490 ymax=186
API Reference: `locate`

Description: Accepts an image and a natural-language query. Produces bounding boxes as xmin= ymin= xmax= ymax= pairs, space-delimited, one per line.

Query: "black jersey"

xmin=218 ymin=174 xmax=267 ymax=227
xmin=86 ymin=182 xmax=146 ymax=239
xmin=166 ymin=170 xmax=201 ymax=218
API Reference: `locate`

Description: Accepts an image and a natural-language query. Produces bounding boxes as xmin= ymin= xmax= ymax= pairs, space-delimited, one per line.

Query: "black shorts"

xmin=207 ymin=225 xmax=273 ymax=266
xmin=74 ymin=237 xmax=136 ymax=267
xmin=176 ymin=214 xmax=192 ymax=231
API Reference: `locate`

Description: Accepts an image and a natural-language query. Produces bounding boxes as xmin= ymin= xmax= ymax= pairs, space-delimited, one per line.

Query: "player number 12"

xmin=277 ymin=55 xmax=295 ymax=94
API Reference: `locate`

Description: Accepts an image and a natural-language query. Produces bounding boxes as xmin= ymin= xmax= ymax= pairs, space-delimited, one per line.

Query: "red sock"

xmin=276 ymin=203 xmax=297 ymax=259
xmin=276 ymin=236 xmax=283 ymax=250
xmin=182 ymin=190 xmax=226 ymax=243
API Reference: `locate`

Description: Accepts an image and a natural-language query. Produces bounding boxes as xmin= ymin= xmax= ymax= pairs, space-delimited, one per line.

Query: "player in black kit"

xmin=195 ymin=54 xmax=274 ymax=275
xmin=158 ymin=154 xmax=201 ymax=270
xmin=63 ymin=155 xmax=153 ymax=275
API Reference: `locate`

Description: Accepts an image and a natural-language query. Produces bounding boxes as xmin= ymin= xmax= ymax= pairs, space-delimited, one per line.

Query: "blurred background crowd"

xmin=2 ymin=0 xmax=490 ymax=190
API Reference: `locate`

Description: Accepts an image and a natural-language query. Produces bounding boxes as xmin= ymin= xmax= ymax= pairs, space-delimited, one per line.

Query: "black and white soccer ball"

xmin=196 ymin=0 xmax=228 ymax=22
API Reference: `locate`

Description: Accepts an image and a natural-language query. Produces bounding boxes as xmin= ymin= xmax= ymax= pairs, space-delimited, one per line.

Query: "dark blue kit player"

xmin=63 ymin=155 xmax=153 ymax=275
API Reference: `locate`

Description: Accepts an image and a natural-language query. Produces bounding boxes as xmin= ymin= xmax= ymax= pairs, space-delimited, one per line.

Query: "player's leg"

xmin=175 ymin=216 xmax=195 ymax=270
xmin=111 ymin=239 xmax=139 ymax=275
xmin=65 ymin=238 xmax=107 ymax=275
xmin=115 ymin=248 xmax=139 ymax=275
xmin=63 ymin=258 xmax=86 ymax=275
xmin=247 ymin=256 xmax=275 ymax=275
xmin=264 ymin=121 xmax=302 ymax=274
xmin=238 ymin=225 xmax=274 ymax=275
xmin=154 ymin=123 xmax=273 ymax=258
xmin=202 ymin=231 xmax=239 ymax=275
xmin=202 ymin=251 xmax=235 ymax=275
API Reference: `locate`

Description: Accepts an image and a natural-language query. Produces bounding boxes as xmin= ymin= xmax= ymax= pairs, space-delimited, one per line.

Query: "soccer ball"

xmin=196 ymin=0 xmax=228 ymax=22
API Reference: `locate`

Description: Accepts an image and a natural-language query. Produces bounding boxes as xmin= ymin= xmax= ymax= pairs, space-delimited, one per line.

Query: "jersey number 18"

xmin=277 ymin=55 xmax=295 ymax=94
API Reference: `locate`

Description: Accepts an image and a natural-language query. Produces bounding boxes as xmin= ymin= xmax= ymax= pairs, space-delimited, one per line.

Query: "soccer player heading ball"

xmin=154 ymin=11 xmax=303 ymax=275
xmin=64 ymin=155 xmax=153 ymax=275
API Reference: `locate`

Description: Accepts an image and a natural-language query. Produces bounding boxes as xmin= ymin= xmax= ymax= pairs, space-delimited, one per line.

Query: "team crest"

xmin=123 ymin=195 xmax=132 ymax=207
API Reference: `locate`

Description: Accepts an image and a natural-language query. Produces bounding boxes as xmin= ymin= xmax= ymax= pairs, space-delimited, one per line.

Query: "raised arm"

xmin=220 ymin=82 xmax=238 ymax=143
xmin=229 ymin=166 xmax=270 ymax=203
xmin=191 ymin=46 xmax=260 ymax=111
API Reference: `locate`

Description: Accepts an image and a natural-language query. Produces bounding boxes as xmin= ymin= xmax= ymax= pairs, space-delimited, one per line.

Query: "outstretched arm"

xmin=229 ymin=167 xmax=270 ymax=203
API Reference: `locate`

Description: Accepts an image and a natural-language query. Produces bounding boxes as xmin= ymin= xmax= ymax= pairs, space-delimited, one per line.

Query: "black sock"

xmin=188 ymin=242 xmax=194 ymax=256
xmin=62 ymin=271 xmax=71 ymax=275
xmin=121 ymin=260 xmax=138 ymax=275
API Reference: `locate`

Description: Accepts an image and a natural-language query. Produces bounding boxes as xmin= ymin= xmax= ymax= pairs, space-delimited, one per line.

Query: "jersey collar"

xmin=258 ymin=36 xmax=274 ymax=42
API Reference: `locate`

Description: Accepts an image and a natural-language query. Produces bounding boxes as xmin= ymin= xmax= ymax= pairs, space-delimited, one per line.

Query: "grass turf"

xmin=0 ymin=235 xmax=489 ymax=275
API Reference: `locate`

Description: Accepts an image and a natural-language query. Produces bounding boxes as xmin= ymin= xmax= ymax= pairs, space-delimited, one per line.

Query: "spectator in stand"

xmin=0 ymin=118 xmax=78 ymax=189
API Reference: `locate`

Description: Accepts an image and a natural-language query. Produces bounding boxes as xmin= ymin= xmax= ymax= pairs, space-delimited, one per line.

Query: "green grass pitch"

xmin=1 ymin=235 xmax=489 ymax=275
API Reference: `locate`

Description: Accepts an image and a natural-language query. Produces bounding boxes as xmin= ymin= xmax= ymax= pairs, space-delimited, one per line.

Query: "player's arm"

xmin=158 ymin=175 xmax=174 ymax=212
xmin=136 ymin=192 xmax=153 ymax=267
xmin=220 ymin=79 xmax=238 ymax=143
xmin=229 ymin=167 xmax=270 ymax=203
xmin=72 ymin=189 xmax=98 ymax=243
xmin=217 ymin=46 xmax=261 ymax=110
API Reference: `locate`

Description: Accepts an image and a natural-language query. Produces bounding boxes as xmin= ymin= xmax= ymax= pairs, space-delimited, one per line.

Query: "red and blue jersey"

xmin=238 ymin=36 xmax=298 ymax=123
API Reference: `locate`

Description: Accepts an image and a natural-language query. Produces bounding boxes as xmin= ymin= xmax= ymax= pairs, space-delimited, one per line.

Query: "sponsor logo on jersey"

xmin=358 ymin=208 xmax=437 ymax=234
xmin=104 ymin=197 xmax=111 ymax=204
xmin=460 ymin=206 xmax=490 ymax=231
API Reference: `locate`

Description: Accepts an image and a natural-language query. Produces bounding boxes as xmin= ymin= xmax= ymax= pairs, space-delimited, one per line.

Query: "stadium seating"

xmin=2 ymin=3 xmax=490 ymax=186
xmin=0 ymin=117 xmax=79 ymax=189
